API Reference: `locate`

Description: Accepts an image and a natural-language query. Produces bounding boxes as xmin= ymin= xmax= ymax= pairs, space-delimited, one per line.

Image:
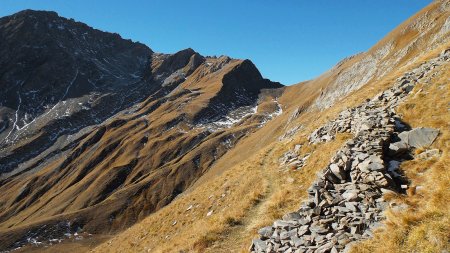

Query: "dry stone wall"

xmin=250 ymin=50 xmax=448 ymax=253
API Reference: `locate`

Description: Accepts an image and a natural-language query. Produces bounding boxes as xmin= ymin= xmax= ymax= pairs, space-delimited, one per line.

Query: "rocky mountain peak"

xmin=2 ymin=9 xmax=150 ymax=49
xmin=0 ymin=11 xmax=284 ymax=244
xmin=7 ymin=9 xmax=59 ymax=22
xmin=151 ymin=48 xmax=204 ymax=77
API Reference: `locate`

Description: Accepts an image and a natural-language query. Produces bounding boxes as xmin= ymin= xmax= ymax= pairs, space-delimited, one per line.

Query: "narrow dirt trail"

xmin=205 ymin=147 xmax=278 ymax=253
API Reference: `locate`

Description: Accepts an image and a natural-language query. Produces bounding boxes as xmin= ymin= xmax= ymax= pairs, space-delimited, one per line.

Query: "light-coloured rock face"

xmin=313 ymin=0 xmax=450 ymax=111
xmin=250 ymin=49 xmax=448 ymax=253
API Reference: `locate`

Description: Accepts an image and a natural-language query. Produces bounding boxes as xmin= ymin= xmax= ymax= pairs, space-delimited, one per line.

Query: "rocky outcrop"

xmin=396 ymin=127 xmax=439 ymax=148
xmin=279 ymin=145 xmax=311 ymax=171
xmin=0 ymin=10 xmax=155 ymax=174
xmin=312 ymin=0 xmax=450 ymax=111
xmin=193 ymin=60 xmax=282 ymax=124
xmin=251 ymin=50 xmax=448 ymax=253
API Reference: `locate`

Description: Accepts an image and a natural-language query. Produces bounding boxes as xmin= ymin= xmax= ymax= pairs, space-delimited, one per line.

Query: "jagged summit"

xmin=8 ymin=9 xmax=59 ymax=19
xmin=2 ymin=9 xmax=148 ymax=47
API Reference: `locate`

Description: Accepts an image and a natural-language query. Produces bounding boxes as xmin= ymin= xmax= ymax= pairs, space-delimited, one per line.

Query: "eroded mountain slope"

xmin=0 ymin=10 xmax=283 ymax=251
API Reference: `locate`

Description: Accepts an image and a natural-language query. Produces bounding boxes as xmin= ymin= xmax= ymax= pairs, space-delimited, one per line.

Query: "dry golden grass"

xmin=91 ymin=126 xmax=351 ymax=253
xmin=91 ymin=51 xmax=408 ymax=252
xmin=350 ymin=54 xmax=450 ymax=253
xmin=91 ymin=148 xmax=269 ymax=253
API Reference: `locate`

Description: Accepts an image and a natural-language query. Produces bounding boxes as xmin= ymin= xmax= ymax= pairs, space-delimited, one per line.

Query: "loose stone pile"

xmin=251 ymin=50 xmax=448 ymax=253
xmin=279 ymin=145 xmax=311 ymax=170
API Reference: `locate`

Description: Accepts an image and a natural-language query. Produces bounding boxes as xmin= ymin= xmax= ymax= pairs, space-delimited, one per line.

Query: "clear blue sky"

xmin=0 ymin=0 xmax=432 ymax=85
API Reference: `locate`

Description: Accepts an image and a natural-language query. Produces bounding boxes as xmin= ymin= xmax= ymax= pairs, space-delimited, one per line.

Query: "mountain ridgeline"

xmin=0 ymin=10 xmax=282 ymax=250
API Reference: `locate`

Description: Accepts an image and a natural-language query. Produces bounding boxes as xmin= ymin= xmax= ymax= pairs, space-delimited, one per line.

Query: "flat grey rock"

xmin=398 ymin=127 xmax=439 ymax=148
xmin=283 ymin=212 xmax=302 ymax=221
xmin=389 ymin=141 xmax=409 ymax=155
xmin=251 ymin=239 xmax=267 ymax=252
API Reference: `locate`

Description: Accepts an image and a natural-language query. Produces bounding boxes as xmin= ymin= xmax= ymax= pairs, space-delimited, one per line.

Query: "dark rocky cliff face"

xmin=0 ymin=10 xmax=155 ymax=173
xmin=0 ymin=10 xmax=153 ymax=112
xmin=194 ymin=59 xmax=282 ymax=123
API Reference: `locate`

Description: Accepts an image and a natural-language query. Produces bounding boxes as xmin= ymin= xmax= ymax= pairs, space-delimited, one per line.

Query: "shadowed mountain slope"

xmin=0 ymin=10 xmax=283 ymax=251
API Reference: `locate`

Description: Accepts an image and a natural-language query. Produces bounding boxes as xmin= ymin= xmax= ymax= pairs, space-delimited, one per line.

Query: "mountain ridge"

xmin=0 ymin=9 xmax=284 ymax=251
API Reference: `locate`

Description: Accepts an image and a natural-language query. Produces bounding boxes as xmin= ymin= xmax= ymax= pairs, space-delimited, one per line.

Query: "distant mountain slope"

xmin=0 ymin=10 xmax=282 ymax=251
xmin=0 ymin=10 xmax=154 ymax=173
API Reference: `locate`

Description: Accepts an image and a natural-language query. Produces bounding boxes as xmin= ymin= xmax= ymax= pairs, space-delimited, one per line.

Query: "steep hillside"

xmin=90 ymin=1 xmax=449 ymax=253
xmin=0 ymin=10 xmax=283 ymax=252
xmin=0 ymin=10 xmax=153 ymax=174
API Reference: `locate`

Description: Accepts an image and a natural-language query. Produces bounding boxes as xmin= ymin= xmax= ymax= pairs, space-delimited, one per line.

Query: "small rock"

xmin=389 ymin=141 xmax=409 ymax=155
xmin=298 ymin=225 xmax=309 ymax=236
xmin=330 ymin=164 xmax=346 ymax=180
xmin=273 ymin=220 xmax=292 ymax=229
xmin=309 ymin=224 xmax=329 ymax=234
xmin=342 ymin=191 xmax=360 ymax=201
xmin=283 ymin=212 xmax=301 ymax=221
xmin=344 ymin=202 xmax=358 ymax=212
xmin=291 ymin=236 xmax=306 ymax=247
xmin=316 ymin=242 xmax=334 ymax=253
xmin=416 ymin=149 xmax=440 ymax=160
xmin=251 ymin=238 xmax=267 ymax=252
xmin=258 ymin=226 xmax=273 ymax=239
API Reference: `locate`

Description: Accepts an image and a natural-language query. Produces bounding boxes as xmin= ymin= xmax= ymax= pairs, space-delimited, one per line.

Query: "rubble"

xmin=250 ymin=50 xmax=447 ymax=253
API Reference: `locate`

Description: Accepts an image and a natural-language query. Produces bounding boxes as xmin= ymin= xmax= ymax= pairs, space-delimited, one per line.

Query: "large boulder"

xmin=398 ymin=127 xmax=439 ymax=148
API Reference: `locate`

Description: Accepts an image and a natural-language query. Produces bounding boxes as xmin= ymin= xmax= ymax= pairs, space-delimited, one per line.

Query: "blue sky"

xmin=0 ymin=0 xmax=432 ymax=85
